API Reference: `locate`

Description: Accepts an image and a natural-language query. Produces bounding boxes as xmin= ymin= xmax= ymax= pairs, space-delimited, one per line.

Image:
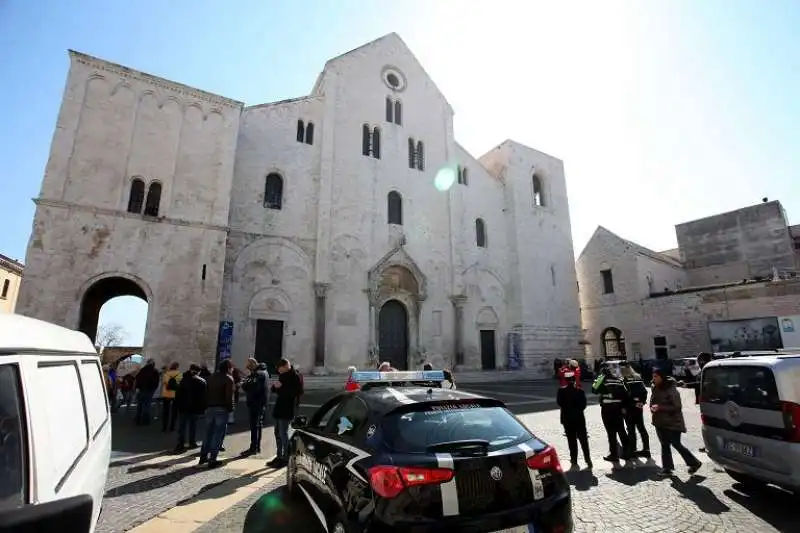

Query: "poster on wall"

xmin=708 ymin=317 xmax=783 ymax=353
xmin=507 ymin=332 xmax=522 ymax=370
xmin=779 ymin=315 xmax=800 ymax=349
xmin=216 ymin=321 xmax=234 ymax=363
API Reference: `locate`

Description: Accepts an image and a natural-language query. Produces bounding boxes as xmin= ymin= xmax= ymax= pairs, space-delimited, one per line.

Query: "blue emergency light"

xmin=352 ymin=370 xmax=446 ymax=383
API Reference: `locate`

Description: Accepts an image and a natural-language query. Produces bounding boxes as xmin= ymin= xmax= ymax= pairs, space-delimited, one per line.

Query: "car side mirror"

xmin=0 ymin=494 xmax=93 ymax=533
xmin=291 ymin=415 xmax=308 ymax=429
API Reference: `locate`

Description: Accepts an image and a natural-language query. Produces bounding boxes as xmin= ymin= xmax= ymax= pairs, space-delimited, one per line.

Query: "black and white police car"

xmin=286 ymin=370 xmax=572 ymax=533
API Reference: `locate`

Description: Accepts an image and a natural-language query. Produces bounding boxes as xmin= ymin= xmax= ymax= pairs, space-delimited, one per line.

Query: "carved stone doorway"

xmin=378 ymin=300 xmax=409 ymax=370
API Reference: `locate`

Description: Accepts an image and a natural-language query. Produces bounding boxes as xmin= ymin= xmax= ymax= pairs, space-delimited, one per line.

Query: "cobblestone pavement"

xmin=102 ymin=383 xmax=796 ymax=532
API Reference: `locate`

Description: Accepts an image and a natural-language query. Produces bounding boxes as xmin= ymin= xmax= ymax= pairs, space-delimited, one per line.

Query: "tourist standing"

xmin=557 ymin=373 xmax=592 ymax=469
xmin=241 ymin=358 xmax=268 ymax=455
xmin=161 ymin=362 xmax=181 ymax=432
xmin=174 ymin=364 xmax=207 ymax=452
xmin=134 ymin=360 xmax=160 ymax=425
xmin=650 ymin=368 xmax=702 ymax=476
xmin=267 ymin=358 xmax=302 ymax=468
xmin=199 ymin=360 xmax=235 ymax=469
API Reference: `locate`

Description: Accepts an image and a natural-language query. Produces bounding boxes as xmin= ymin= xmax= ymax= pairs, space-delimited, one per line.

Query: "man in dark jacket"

xmin=174 ymin=364 xmax=207 ymax=453
xmin=241 ymin=357 xmax=268 ymax=456
xmin=267 ymin=358 xmax=302 ymax=467
xmin=557 ymin=374 xmax=592 ymax=469
xmin=592 ymin=366 xmax=632 ymax=464
xmin=199 ymin=360 xmax=235 ymax=469
xmin=621 ymin=363 xmax=651 ymax=458
xmin=134 ymin=360 xmax=160 ymax=426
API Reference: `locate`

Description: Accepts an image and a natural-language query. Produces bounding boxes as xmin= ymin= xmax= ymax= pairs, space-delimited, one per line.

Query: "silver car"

xmin=699 ymin=353 xmax=800 ymax=493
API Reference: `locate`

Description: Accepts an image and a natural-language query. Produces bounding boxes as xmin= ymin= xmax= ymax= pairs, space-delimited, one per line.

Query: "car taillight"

xmin=781 ymin=401 xmax=800 ymax=442
xmin=700 ymin=414 xmax=707 ymax=425
xmin=368 ymin=465 xmax=454 ymax=499
xmin=526 ymin=446 xmax=562 ymax=473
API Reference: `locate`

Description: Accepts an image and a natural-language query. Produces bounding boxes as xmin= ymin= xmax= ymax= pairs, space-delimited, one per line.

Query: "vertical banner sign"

xmin=507 ymin=332 xmax=522 ymax=370
xmin=217 ymin=321 xmax=234 ymax=363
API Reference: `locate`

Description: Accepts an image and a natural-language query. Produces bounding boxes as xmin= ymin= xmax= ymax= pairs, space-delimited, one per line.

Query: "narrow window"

xmin=264 ymin=173 xmax=284 ymax=210
xmin=533 ymin=174 xmax=545 ymax=206
xmin=457 ymin=166 xmax=463 ymax=184
xmin=143 ymin=182 xmax=162 ymax=217
xmin=127 ymin=178 xmax=145 ymax=214
xmin=461 ymin=167 xmax=469 ymax=185
xmin=475 ymin=218 xmax=487 ymax=248
xmin=416 ymin=141 xmax=425 ymax=171
xmin=394 ymin=100 xmax=402 ymax=125
xmin=362 ymin=124 xmax=371 ymax=156
xmin=1 ymin=279 xmax=9 ymax=298
xmin=305 ymin=122 xmax=314 ymax=145
xmin=372 ymin=127 xmax=381 ymax=159
xmin=201 ymin=264 xmax=207 ymax=281
xmin=387 ymin=191 xmax=402 ymax=225
xmin=385 ymin=97 xmax=393 ymax=123
xmin=601 ymin=269 xmax=614 ymax=294
xmin=408 ymin=138 xmax=416 ymax=169
xmin=296 ymin=120 xmax=305 ymax=143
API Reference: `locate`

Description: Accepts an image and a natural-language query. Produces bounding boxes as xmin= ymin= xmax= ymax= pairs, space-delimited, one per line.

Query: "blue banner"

xmin=217 ymin=321 xmax=234 ymax=362
xmin=507 ymin=332 xmax=522 ymax=370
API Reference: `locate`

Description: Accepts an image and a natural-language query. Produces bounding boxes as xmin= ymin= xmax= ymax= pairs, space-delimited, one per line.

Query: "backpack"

xmin=166 ymin=375 xmax=178 ymax=392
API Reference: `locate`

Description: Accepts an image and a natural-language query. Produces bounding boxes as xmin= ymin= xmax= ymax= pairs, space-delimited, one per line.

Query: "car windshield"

xmin=382 ymin=406 xmax=534 ymax=453
xmin=702 ymin=365 xmax=781 ymax=411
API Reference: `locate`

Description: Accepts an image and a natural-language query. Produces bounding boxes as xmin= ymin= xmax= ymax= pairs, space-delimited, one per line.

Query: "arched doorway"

xmin=378 ymin=300 xmax=408 ymax=370
xmin=78 ymin=276 xmax=148 ymax=346
xmin=601 ymin=327 xmax=626 ymax=359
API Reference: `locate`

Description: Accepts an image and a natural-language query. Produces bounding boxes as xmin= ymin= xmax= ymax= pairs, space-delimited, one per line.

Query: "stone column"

xmin=450 ymin=295 xmax=467 ymax=367
xmin=366 ymin=289 xmax=377 ymax=367
xmin=313 ymin=283 xmax=329 ymax=369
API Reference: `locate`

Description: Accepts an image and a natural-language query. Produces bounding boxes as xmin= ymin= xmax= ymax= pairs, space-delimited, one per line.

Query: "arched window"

xmin=416 ymin=141 xmax=425 ymax=171
xmin=264 ymin=173 xmax=283 ymax=210
xmin=305 ymin=122 xmax=314 ymax=145
xmin=362 ymin=124 xmax=371 ymax=156
xmin=533 ymin=174 xmax=545 ymax=206
xmin=408 ymin=138 xmax=416 ymax=169
xmin=372 ymin=127 xmax=381 ymax=159
xmin=387 ymin=191 xmax=402 ymax=225
xmin=127 ymin=178 xmax=145 ymax=214
xmin=475 ymin=218 xmax=487 ymax=247
xmin=143 ymin=182 xmax=162 ymax=216
xmin=296 ymin=120 xmax=305 ymax=143
xmin=385 ymin=97 xmax=393 ymax=123
xmin=602 ymin=327 xmax=625 ymax=358
xmin=394 ymin=100 xmax=402 ymax=125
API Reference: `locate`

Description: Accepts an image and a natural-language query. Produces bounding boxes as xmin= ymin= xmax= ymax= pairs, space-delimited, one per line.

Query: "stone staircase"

xmin=298 ymin=369 xmax=548 ymax=391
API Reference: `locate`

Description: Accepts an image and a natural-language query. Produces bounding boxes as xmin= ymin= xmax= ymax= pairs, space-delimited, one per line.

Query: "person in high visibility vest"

xmin=592 ymin=366 xmax=633 ymax=465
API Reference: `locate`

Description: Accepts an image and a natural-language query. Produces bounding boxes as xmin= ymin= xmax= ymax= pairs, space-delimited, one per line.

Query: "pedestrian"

xmin=568 ymin=359 xmax=582 ymax=388
xmin=344 ymin=365 xmax=360 ymax=391
xmin=174 ymin=364 xmax=207 ymax=452
xmin=134 ymin=359 xmax=160 ymax=425
xmin=694 ymin=352 xmax=712 ymax=404
xmin=378 ymin=361 xmax=397 ymax=372
xmin=161 ymin=362 xmax=181 ymax=432
xmin=557 ymin=373 xmax=592 ymax=470
xmin=199 ymin=363 xmax=211 ymax=380
xmin=620 ymin=363 xmax=651 ymax=458
xmin=121 ymin=373 xmax=135 ymax=410
xmin=267 ymin=358 xmax=302 ymax=468
xmin=592 ymin=365 xmax=632 ymax=465
xmin=650 ymin=367 xmax=702 ymax=477
xmin=199 ymin=360 xmax=235 ymax=469
xmin=241 ymin=357 xmax=268 ymax=456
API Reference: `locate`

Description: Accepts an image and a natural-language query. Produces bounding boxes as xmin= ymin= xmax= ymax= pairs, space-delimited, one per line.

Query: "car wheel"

xmin=328 ymin=511 xmax=352 ymax=533
xmin=286 ymin=455 xmax=299 ymax=499
xmin=726 ymin=469 xmax=766 ymax=490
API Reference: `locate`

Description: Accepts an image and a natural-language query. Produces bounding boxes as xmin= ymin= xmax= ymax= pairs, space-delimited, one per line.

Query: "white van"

xmin=0 ymin=314 xmax=110 ymax=533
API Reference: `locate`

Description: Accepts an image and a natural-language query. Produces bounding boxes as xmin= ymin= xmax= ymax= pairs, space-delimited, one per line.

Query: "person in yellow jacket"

xmin=161 ymin=362 xmax=182 ymax=432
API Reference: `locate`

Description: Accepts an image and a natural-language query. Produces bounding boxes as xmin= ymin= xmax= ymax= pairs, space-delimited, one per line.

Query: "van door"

xmin=0 ymin=360 xmax=30 ymax=513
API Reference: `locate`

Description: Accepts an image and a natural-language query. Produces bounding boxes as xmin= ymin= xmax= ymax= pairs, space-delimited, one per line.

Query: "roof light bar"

xmin=352 ymin=370 xmax=446 ymax=383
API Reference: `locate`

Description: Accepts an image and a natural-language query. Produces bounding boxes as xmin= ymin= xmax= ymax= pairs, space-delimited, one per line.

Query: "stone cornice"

xmin=68 ymin=50 xmax=244 ymax=110
xmin=35 ymin=198 xmax=230 ymax=233
xmin=0 ymin=254 xmax=23 ymax=275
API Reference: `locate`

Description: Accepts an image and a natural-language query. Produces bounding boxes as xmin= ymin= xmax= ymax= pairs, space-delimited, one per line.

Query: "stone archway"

xmin=378 ymin=299 xmax=409 ymax=370
xmin=78 ymin=275 xmax=149 ymax=345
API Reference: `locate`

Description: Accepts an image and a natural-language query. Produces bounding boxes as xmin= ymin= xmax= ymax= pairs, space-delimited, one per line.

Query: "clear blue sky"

xmin=2 ymin=1 xmax=799 ymax=345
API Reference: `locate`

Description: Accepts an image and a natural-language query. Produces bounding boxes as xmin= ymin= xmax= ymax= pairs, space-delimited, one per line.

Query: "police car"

xmin=286 ymin=370 xmax=572 ymax=533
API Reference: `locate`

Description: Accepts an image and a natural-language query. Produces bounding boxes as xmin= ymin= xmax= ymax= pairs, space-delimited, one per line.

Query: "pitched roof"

xmin=579 ymin=226 xmax=683 ymax=267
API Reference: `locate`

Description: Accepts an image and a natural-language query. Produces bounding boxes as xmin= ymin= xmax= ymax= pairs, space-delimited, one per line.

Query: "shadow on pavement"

xmin=605 ymin=460 xmax=661 ymax=486
xmin=126 ymin=453 xmax=200 ymax=473
xmin=723 ymin=483 xmax=797 ymax=532
xmin=104 ymin=457 xmax=237 ymax=498
xmin=566 ymin=468 xmax=599 ymax=491
xmin=242 ymin=486 xmax=323 ymax=533
xmin=669 ymin=475 xmax=730 ymax=515
xmin=177 ymin=468 xmax=273 ymax=505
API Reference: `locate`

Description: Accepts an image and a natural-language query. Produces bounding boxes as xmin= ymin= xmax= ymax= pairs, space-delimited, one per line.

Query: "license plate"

xmin=492 ymin=526 xmax=536 ymax=533
xmin=725 ymin=440 xmax=755 ymax=457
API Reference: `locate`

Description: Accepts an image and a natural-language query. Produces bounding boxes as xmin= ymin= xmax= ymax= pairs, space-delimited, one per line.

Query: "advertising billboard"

xmin=779 ymin=315 xmax=800 ymax=349
xmin=708 ymin=317 xmax=782 ymax=352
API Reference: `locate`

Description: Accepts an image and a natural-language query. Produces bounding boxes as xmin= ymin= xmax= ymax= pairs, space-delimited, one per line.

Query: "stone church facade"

xmin=17 ymin=33 xmax=583 ymax=375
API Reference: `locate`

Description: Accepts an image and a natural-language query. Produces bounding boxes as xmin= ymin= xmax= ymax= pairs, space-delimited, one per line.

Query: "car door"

xmin=293 ymin=396 xmax=344 ymax=500
xmin=0 ymin=358 xmax=30 ymax=514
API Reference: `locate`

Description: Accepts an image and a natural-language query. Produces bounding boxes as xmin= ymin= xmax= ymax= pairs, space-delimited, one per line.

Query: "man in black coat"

xmin=557 ymin=374 xmax=592 ymax=469
xmin=241 ymin=357 xmax=269 ymax=456
xmin=174 ymin=364 xmax=207 ymax=452
xmin=267 ymin=358 xmax=302 ymax=467
xmin=134 ymin=360 xmax=160 ymax=426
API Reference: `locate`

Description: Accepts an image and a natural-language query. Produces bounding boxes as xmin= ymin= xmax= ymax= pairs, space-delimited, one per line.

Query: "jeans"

xmin=161 ymin=398 xmax=178 ymax=431
xmin=656 ymin=427 xmax=701 ymax=471
xmin=177 ymin=413 xmax=199 ymax=447
xmin=625 ymin=408 xmax=651 ymax=452
xmin=248 ymin=405 xmax=265 ymax=452
xmin=601 ymin=406 xmax=630 ymax=460
xmin=200 ymin=407 xmax=229 ymax=461
xmin=274 ymin=418 xmax=291 ymax=460
xmin=564 ymin=422 xmax=591 ymax=464
xmin=135 ymin=390 xmax=154 ymax=425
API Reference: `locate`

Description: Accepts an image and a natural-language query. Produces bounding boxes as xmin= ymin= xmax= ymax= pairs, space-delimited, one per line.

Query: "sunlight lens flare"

xmin=434 ymin=166 xmax=456 ymax=192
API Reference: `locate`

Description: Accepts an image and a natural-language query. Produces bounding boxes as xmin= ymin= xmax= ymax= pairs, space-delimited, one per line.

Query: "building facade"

xmin=577 ymin=201 xmax=800 ymax=362
xmin=0 ymin=254 xmax=24 ymax=313
xmin=17 ymin=33 xmax=583 ymax=374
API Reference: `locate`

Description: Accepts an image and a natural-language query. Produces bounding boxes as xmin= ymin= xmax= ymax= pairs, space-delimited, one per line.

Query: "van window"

xmin=702 ymin=366 xmax=781 ymax=410
xmin=35 ymin=362 xmax=89 ymax=491
xmin=79 ymin=360 xmax=109 ymax=438
xmin=0 ymin=364 xmax=28 ymax=511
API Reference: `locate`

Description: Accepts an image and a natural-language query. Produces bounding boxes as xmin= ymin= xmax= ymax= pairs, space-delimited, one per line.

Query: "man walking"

xmin=174 ymin=364 xmax=207 ymax=453
xmin=241 ymin=357 xmax=268 ymax=456
xmin=199 ymin=360 xmax=235 ymax=469
xmin=267 ymin=358 xmax=302 ymax=468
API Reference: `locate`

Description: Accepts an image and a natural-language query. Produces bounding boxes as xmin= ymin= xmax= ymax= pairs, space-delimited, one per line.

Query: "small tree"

xmin=96 ymin=323 xmax=127 ymax=350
